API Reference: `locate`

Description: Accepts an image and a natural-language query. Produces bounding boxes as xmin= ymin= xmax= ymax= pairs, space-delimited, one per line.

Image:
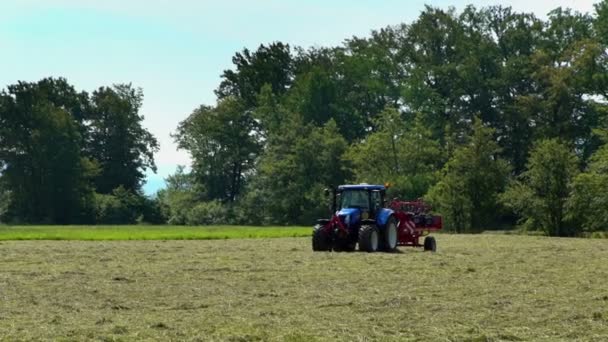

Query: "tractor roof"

xmin=338 ymin=184 xmax=386 ymax=191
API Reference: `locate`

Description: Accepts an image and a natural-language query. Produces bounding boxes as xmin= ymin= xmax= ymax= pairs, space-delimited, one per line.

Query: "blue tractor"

xmin=312 ymin=184 xmax=398 ymax=252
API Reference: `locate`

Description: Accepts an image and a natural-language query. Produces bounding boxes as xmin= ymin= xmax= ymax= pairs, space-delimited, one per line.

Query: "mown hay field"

xmin=1 ymin=232 xmax=607 ymax=341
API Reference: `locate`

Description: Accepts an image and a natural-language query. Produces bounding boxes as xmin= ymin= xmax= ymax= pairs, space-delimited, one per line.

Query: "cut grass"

xmin=0 ymin=225 xmax=310 ymax=241
xmin=0 ymin=234 xmax=607 ymax=341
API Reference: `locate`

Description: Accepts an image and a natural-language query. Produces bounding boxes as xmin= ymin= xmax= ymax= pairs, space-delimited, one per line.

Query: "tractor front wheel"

xmin=358 ymin=224 xmax=379 ymax=252
xmin=424 ymin=236 xmax=437 ymax=252
xmin=312 ymin=224 xmax=331 ymax=251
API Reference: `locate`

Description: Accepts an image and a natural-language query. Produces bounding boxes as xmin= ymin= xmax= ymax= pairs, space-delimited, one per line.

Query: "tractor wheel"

xmin=424 ymin=236 xmax=437 ymax=252
xmin=358 ymin=224 xmax=379 ymax=252
xmin=312 ymin=224 xmax=331 ymax=251
xmin=381 ymin=217 xmax=398 ymax=252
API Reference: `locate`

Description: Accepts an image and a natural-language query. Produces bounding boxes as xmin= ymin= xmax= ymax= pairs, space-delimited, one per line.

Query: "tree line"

xmin=2 ymin=3 xmax=608 ymax=236
xmin=0 ymin=79 xmax=162 ymax=224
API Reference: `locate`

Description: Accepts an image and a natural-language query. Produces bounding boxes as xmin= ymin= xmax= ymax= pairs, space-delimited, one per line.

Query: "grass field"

xmin=1 ymin=233 xmax=608 ymax=341
xmin=0 ymin=225 xmax=310 ymax=241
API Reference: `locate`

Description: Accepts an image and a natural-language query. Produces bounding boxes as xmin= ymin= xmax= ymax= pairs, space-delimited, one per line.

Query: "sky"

xmin=0 ymin=0 xmax=599 ymax=195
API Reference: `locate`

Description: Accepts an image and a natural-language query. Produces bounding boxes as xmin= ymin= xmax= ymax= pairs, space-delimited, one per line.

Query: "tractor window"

xmin=371 ymin=191 xmax=382 ymax=211
xmin=339 ymin=190 xmax=369 ymax=210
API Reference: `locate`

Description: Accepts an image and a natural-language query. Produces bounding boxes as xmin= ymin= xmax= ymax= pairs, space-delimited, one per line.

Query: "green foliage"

xmin=289 ymin=48 xmax=366 ymax=141
xmin=254 ymin=84 xmax=285 ymax=139
xmin=94 ymin=187 xmax=149 ymax=224
xmin=157 ymin=166 xmax=199 ymax=225
xmin=0 ymin=180 xmax=10 ymax=223
xmin=502 ymin=139 xmax=579 ymax=236
xmin=160 ymin=189 xmax=196 ymax=225
xmin=596 ymin=1 xmax=608 ymax=46
xmin=186 ymin=201 xmax=228 ymax=225
xmin=156 ymin=166 xmax=233 ymax=226
xmin=216 ymin=42 xmax=293 ymax=108
xmin=87 ymin=84 xmax=159 ymax=194
xmin=428 ymin=119 xmax=510 ymax=233
xmin=246 ymin=118 xmax=349 ymax=224
xmin=568 ymin=173 xmax=608 ymax=233
xmin=568 ymin=130 xmax=608 ymax=232
xmin=288 ymin=29 xmax=406 ymax=141
xmin=346 ymin=108 xmax=444 ymax=199
xmin=174 ymin=97 xmax=260 ymax=202
xmin=171 ymin=3 xmax=608 ymax=227
xmin=0 ymin=78 xmax=158 ymax=224
xmin=404 ymin=6 xmax=468 ymax=139
xmin=95 ymin=192 xmax=133 ymax=225
xmin=139 ymin=196 xmax=166 ymax=224
xmin=0 ymin=81 xmax=96 ymax=223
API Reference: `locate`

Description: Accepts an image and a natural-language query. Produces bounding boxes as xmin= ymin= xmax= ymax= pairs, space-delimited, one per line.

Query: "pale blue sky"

xmin=0 ymin=0 xmax=597 ymax=194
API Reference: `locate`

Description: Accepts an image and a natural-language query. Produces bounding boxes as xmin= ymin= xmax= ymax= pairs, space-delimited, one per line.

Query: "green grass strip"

xmin=0 ymin=225 xmax=312 ymax=241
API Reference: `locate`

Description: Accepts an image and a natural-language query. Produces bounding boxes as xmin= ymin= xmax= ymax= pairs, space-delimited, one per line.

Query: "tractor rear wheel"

xmin=424 ymin=236 xmax=437 ymax=252
xmin=381 ymin=217 xmax=398 ymax=252
xmin=358 ymin=224 xmax=379 ymax=252
xmin=312 ymin=224 xmax=331 ymax=251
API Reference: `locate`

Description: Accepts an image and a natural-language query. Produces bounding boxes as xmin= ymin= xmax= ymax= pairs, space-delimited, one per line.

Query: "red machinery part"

xmin=389 ymin=199 xmax=442 ymax=247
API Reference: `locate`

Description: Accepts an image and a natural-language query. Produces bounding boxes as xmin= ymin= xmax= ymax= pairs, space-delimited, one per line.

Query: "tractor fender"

xmin=376 ymin=208 xmax=394 ymax=228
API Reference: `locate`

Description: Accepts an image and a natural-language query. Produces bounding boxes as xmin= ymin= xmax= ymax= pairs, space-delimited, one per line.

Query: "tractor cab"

xmin=336 ymin=184 xmax=386 ymax=225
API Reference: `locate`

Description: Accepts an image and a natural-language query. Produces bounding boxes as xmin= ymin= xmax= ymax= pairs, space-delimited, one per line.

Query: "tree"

xmin=478 ymin=7 xmax=538 ymax=171
xmin=519 ymin=9 xmax=602 ymax=160
xmin=404 ymin=6 xmax=468 ymax=141
xmin=94 ymin=186 xmax=142 ymax=224
xmin=502 ymin=139 xmax=579 ymax=236
xmin=567 ymin=130 xmax=608 ymax=233
xmin=542 ymin=8 xmax=594 ymax=61
xmin=346 ymin=108 xmax=444 ymax=199
xmin=596 ymin=1 xmax=608 ymax=44
xmin=287 ymin=66 xmax=347 ymax=131
xmin=244 ymin=118 xmax=350 ymax=224
xmin=0 ymin=78 xmax=161 ymax=224
xmin=332 ymin=28 xmax=407 ymax=139
xmin=176 ymin=3 xmax=608 ymax=229
xmin=175 ymin=97 xmax=260 ymax=202
xmin=0 ymin=79 xmax=96 ymax=223
xmin=253 ymin=84 xmax=292 ymax=142
xmin=156 ymin=166 xmax=200 ymax=225
xmin=286 ymin=30 xmax=407 ymax=142
xmin=0 ymin=174 xmax=11 ymax=223
xmin=216 ymin=42 xmax=293 ymax=108
xmin=87 ymin=84 xmax=159 ymax=194
xmin=428 ymin=119 xmax=510 ymax=232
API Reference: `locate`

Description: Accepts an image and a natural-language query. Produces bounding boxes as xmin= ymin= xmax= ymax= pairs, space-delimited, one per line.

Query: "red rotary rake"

xmin=389 ymin=198 xmax=442 ymax=251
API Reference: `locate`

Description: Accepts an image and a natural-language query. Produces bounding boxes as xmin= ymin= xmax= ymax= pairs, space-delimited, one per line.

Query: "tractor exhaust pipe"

xmin=324 ymin=187 xmax=337 ymax=214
